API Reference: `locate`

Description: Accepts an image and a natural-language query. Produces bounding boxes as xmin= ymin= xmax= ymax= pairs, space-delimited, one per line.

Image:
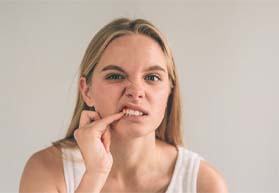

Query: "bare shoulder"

xmin=197 ymin=160 xmax=228 ymax=193
xmin=19 ymin=145 xmax=66 ymax=193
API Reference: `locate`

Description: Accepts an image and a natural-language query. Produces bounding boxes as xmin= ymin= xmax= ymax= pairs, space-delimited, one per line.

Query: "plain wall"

xmin=0 ymin=0 xmax=278 ymax=192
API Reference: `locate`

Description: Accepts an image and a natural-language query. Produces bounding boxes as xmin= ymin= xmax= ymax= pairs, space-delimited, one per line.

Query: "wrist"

xmin=84 ymin=170 xmax=109 ymax=178
xmin=79 ymin=171 xmax=108 ymax=192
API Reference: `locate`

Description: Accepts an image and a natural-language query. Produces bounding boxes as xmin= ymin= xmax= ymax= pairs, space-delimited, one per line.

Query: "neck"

xmin=109 ymin=132 xmax=161 ymax=181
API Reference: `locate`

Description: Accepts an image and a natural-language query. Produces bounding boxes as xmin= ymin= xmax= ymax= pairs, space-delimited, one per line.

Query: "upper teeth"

xmin=123 ymin=108 xmax=144 ymax=116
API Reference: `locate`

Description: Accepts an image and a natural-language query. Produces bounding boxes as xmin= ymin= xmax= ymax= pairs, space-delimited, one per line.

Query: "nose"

xmin=124 ymin=79 xmax=145 ymax=100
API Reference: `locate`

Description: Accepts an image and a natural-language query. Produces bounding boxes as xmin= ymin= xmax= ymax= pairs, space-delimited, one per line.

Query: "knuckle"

xmin=80 ymin=110 xmax=87 ymax=117
xmin=88 ymin=126 xmax=100 ymax=136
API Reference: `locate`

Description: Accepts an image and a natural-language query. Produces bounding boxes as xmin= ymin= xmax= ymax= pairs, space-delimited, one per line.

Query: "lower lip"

xmin=121 ymin=114 xmax=148 ymax=121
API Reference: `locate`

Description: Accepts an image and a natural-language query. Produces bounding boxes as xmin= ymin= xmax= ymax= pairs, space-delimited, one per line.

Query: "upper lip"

xmin=119 ymin=103 xmax=149 ymax=115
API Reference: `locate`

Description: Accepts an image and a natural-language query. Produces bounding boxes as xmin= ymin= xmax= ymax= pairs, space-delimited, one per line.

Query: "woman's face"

xmin=88 ymin=34 xmax=171 ymax=139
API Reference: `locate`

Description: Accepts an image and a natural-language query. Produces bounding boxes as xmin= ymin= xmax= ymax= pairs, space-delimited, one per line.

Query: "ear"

xmin=79 ymin=76 xmax=94 ymax=107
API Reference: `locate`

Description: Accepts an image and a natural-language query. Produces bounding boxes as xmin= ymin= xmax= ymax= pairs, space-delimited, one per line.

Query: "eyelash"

xmin=105 ymin=74 xmax=161 ymax=81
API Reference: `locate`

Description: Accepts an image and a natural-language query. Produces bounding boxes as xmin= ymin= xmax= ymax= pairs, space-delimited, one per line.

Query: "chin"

xmin=111 ymin=120 xmax=155 ymax=139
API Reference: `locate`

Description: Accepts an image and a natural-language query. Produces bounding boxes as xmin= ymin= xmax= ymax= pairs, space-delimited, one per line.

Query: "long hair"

xmin=52 ymin=18 xmax=184 ymax=150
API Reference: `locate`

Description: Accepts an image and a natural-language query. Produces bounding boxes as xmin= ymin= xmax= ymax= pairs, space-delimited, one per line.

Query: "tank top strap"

xmin=166 ymin=146 xmax=205 ymax=193
xmin=61 ymin=147 xmax=85 ymax=193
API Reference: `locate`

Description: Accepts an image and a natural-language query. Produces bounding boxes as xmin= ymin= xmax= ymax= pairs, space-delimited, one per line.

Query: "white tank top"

xmin=61 ymin=146 xmax=205 ymax=193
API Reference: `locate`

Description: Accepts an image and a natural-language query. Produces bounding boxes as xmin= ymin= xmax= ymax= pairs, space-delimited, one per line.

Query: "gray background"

xmin=0 ymin=0 xmax=278 ymax=192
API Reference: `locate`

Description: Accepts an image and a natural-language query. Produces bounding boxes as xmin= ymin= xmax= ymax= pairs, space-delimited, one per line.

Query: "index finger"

xmin=98 ymin=111 xmax=124 ymax=127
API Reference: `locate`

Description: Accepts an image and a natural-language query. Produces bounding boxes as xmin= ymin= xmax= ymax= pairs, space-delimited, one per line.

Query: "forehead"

xmin=96 ymin=34 xmax=167 ymax=72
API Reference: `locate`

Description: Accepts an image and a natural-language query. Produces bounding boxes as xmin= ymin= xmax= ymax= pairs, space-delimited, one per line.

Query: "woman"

xmin=19 ymin=18 xmax=228 ymax=193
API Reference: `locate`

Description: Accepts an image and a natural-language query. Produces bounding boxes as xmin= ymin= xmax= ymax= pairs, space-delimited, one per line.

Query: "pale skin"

xmin=19 ymin=34 xmax=228 ymax=193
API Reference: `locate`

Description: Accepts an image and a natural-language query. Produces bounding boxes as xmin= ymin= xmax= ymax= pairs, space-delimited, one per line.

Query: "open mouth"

xmin=120 ymin=106 xmax=148 ymax=117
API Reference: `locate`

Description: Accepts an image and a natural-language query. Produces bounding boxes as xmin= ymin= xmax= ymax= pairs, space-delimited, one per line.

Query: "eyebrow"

xmin=101 ymin=64 xmax=166 ymax=73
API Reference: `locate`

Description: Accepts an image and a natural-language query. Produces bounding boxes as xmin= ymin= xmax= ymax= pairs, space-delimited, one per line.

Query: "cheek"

xmin=91 ymin=83 xmax=121 ymax=115
xmin=151 ymin=88 xmax=170 ymax=116
xmin=146 ymin=89 xmax=170 ymax=130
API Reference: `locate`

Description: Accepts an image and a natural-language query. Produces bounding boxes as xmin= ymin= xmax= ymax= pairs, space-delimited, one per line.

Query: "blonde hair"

xmin=53 ymin=18 xmax=184 ymax=150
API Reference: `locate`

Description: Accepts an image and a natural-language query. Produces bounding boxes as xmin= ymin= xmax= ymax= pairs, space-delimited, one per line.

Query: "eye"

xmin=145 ymin=74 xmax=161 ymax=81
xmin=105 ymin=74 xmax=125 ymax=80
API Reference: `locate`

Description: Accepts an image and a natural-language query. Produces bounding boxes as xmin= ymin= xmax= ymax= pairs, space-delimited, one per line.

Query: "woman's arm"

xmin=19 ymin=147 xmax=107 ymax=193
xmin=197 ymin=160 xmax=229 ymax=193
xmin=19 ymin=152 xmax=59 ymax=193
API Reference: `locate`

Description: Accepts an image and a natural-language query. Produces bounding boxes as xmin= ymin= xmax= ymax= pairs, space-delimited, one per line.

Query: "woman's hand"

xmin=74 ymin=110 xmax=124 ymax=176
